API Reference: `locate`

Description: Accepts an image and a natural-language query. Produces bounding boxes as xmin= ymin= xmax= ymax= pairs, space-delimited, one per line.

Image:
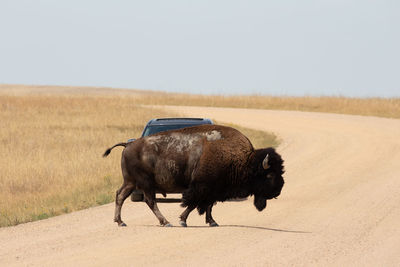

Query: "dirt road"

xmin=1 ymin=106 xmax=399 ymax=266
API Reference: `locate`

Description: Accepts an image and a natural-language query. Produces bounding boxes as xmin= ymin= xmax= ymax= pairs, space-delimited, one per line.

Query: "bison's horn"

xmin=262 ymin=154 xmax=269 ymax=169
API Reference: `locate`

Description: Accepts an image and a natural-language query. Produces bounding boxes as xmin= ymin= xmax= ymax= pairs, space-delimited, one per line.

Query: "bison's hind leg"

xmin=143 ymin=192 xmax=172 ymax=227
xmin=114 ymin=182 xmax=135 ymax=226
xmin=179 ymin=205 xmax=196 ymax=227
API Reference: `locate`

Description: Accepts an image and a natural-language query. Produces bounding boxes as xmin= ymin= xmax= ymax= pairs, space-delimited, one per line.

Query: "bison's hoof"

xmin=164 ymin=223 xmax=173 ymax=227
xmin=119 ymin=222 xmax=127 ymax=227
xmin=209 ymin=222 xmax=219 ymax=227
xmin=179 ymin=221 xmax=187 ymax=227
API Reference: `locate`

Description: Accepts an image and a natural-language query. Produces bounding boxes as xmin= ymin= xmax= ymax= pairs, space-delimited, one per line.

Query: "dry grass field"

xmin=0 ymin=86 xmax=278 ymax=227
xmin=0 ymin=95 xmax=173 ymax=226
xmin=2 ymin=84 xmax=400 ymax=119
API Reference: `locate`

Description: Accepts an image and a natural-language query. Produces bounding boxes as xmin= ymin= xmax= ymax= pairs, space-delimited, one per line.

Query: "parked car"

xmin=130 ymin=118 xmax=213 ymax=201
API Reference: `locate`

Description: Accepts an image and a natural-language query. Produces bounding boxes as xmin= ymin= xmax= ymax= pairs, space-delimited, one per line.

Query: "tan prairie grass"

xmin=0 ymin=84 xmax=147 ymax=96
xmin=0 ymin=93 xmax=278 ymax=227
xmin=2 ymin=84 xmax=399 ymax=118
xmin=0 ymin=95 xmax=176 ymax=226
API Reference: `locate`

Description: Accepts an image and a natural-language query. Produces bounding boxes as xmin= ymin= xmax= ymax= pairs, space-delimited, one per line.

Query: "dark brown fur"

xmin=103 ymin=124 xmax=284 ymax=227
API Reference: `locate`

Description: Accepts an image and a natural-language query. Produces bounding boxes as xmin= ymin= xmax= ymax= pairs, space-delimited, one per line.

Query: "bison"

xmin=103 ymin=124 xmax=284 ymax=227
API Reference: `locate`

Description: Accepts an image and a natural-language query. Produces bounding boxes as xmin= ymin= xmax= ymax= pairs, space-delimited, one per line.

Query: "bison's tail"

xmin=102 ymin=142 xmax=128 ymax=157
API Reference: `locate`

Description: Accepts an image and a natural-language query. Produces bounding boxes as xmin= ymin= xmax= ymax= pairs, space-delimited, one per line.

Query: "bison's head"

xmin=252 ymin=148 xmax=285 ymax=211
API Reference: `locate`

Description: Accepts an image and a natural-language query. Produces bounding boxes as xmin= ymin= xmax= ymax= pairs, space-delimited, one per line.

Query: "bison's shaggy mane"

xmin=182 ymin=147 xmax=284 ymax=215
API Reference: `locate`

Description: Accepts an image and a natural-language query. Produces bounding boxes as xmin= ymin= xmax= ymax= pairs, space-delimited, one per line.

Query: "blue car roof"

xmin=145 ymin=118 xmax=213 ymax=126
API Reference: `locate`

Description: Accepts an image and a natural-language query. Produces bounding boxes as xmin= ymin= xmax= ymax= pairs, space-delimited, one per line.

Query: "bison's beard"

xmin=254 ymin=195 xmax=267 ymax=211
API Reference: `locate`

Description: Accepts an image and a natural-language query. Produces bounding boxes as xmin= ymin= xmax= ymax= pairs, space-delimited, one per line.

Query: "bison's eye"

xmin=266 ymin=173 xmax=274 ymax=179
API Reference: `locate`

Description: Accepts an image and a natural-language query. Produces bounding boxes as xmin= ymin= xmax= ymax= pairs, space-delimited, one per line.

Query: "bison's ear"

xmin=254 ymin=195 xmax=267 ymax=211
xmin=262 ymin=154 xmax=269 ymax=169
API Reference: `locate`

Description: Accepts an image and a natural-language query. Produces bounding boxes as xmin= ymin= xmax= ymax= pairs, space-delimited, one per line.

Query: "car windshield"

xmin=142 ymin=124 xmax=201 ymax=137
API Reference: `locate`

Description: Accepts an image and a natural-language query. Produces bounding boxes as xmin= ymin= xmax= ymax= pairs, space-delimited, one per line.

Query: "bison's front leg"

xmin=205 ymin=204 xmax=219 ymax=227
xmin=144 ymin=193 xmax=172 ymax=227
xmin=114 ymin=182 xmax=135 ymax=226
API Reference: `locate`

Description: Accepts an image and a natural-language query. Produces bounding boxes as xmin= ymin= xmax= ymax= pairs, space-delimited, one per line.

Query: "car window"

xmin=143 ymin=124 xmax=201 ymax=137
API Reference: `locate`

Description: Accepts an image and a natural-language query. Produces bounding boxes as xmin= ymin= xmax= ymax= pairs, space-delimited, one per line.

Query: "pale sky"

xmin=1 ymin=0 xmax=399 ymax=97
